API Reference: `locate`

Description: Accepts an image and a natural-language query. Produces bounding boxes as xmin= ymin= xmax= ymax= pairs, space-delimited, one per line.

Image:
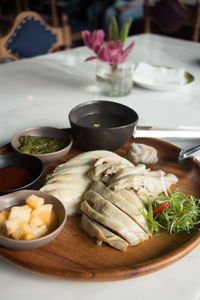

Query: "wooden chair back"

xmin=17 ymin=0 xmax=84 ymax=41
xmin=15 ymin=0 xmax=60 ymax=27
xmin=144 ymin=0 xmax=200 ymax=42
xmin=0 ymin=10 xmax=72 ymax=61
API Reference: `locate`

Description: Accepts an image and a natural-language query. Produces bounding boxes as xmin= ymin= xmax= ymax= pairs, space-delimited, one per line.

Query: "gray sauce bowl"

xmin=0 ymin=190 xmax=66 ymax=250
xmin=11 ymin=126 xmax=73 ymax=164
xmin=69 ymin=100 xmax=138 ymax=151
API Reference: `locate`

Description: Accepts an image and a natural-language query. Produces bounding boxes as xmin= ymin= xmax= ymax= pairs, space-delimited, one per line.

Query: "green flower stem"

xmin=110 ymin=63 xmax=118 ymax=72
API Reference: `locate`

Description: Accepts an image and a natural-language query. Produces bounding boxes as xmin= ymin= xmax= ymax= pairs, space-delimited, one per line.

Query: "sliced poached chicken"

xmin=81 ymin=214 xmax=129 ymax=251
xmin=90 ymin=181 xmax=149 ymax=234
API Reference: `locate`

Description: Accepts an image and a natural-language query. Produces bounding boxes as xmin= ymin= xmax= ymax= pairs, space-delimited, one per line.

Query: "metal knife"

xmin=134 ymin=126 xmax=200 ymax=139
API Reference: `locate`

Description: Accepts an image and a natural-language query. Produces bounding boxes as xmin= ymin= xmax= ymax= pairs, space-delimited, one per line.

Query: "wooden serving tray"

xmin=0 ymin=138 xmax=200 ymax=281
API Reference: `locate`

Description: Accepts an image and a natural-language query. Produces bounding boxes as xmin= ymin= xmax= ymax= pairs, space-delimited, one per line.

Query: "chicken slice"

xmin=116 ymin=189 xmax=144 ymax=211
xmin=137 ymin=173 xmax=178 ymax=202
xmin=89 ymin=162 xmax=128 ymax=181
xmin=109 ymin=171 xmax=178 ymax=203
xmin=90 ymin=181 xmax=149 ymax=234
xmin=108 ymin=164 xmax=147 ymax=185
xmin=56 ymin=150 xmax=126 ymax=170
xmin=81 ymin=200 xmax=141 ymax=246
xmin=83 ymin=190 xmax=148 ymax=242
xmin=40 ymin=175 xmax=91 ymax=215
xmin=46 ymin=173 xmax=89 ymax=184
xmin=49 ymin=165 xmax=91 ymax=178
xmin=81 ymin=214 xmax=129 ymax=251
xmin=94 ymin=156 xmax=133 ymax=167
xmin=116 ymin=189 xmax=149 ymax=233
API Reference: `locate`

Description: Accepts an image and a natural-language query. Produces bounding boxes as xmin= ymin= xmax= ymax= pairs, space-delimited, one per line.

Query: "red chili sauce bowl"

xmin=0 ymin=153 xmax=43 ymax=195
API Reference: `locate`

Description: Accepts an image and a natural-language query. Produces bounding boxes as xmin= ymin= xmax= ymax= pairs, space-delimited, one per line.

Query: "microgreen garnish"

xmin=141 ymin=195 xmax=164 ymax=236
xmin=144 ymin=189 xmax=200 ymax=235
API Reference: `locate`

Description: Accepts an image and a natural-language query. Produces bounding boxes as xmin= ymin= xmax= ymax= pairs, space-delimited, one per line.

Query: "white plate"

xmin=133 ymin=67 xmax=194 ymax=91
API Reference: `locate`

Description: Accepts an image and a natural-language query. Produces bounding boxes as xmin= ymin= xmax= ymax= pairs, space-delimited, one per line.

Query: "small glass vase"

xmin=96 ymin=60 xmax=133 ymax=97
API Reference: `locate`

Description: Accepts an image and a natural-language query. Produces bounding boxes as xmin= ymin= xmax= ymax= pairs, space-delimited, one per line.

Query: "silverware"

xmin=135 ymin=126 xmax=200 ymax=139
xmin=178 ymin=144 xmax=200 ymax=163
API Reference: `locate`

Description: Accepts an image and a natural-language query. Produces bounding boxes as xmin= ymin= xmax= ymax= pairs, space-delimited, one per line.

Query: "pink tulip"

xmin=82 ymin=30 xmax=104 ymax=54
xmin=82 ymin=29 xmax=134 ymax=65
xmin=88 ymin=41 xmax=134 ymax=64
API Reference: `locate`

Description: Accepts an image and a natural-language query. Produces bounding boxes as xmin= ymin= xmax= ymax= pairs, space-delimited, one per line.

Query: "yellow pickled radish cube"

xmin=26 ymin=194 xmax=44 ymax=209
xmin=29 ymin=214 xmax=44 ymax=227
xmin=8 ymin=205 xmax=32 ymax=223
xmin=5 ymin=218 xmax=22 ymax=235
xmin=0 ymin=210 xmax=9 ymax=224
xmin=31 ymin=204 xmax=53 ymax=223
xmin=46 ymin=211 xmax=58 ymax=232
xmin=31 ymin=224 xmax=48 ymax=238
xmin=24 ymin=232 xmax=36 ymax=240
xmin=0 ymin=210 xmax=9 ymax=235
xmin=11 ymin=222 xmax=35 ymax=240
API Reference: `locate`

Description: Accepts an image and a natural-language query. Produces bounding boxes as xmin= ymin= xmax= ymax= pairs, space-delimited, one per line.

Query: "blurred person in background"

xmin=86 ymin=0 xmax=114 ymax=30
xmin=60 ymin=0 xmax=90 ymax=30
xmin=104 ymin=0 xmax=144 ymax=35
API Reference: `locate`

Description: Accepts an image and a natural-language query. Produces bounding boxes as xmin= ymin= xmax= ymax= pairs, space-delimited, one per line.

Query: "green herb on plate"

xmin=144 ymin=189 xmax=200 ymax=235
xmin=185 ymin=72 xmax=194 ymax=84
xmin=141 ymin=195 xmax=164 ymax=236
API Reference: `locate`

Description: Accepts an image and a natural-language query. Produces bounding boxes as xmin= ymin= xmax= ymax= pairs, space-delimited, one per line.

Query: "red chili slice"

xmin=153 ymin=201 xmax=170 ymax=214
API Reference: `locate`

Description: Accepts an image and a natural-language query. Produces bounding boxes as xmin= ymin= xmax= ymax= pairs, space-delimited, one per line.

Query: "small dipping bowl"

xmin=11 ymin=126 xmax=73 ymax=164
xmin=0 ymin=190 xmax=66 ymax=250
xmin=69 ymin=100 xmax=138 ymax=151
xmin=0 ymin=153 xmax=43 ymax=196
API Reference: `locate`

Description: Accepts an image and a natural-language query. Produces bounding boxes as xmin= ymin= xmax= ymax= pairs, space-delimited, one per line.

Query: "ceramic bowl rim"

xmin=69 ymin=100 xmax=139 ymax=130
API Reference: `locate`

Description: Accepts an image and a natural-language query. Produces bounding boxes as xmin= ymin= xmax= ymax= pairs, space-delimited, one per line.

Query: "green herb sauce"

xmin=18 ymin=136 xmax=67 ymax=154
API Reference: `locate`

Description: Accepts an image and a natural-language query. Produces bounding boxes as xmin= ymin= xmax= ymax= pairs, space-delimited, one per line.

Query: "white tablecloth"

xmin=0 ymin=33 xmax=200 ymax=300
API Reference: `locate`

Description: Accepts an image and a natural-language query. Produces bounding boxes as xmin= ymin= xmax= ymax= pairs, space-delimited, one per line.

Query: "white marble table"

xmin=0 ymin=33 xmax=200 ymax=300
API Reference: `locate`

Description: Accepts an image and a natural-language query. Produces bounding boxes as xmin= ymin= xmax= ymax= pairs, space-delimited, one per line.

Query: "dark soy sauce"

xmin=76 ymin=113 xmax=128 ymax=128
xmin=0 ymin=166 xmax=31 ymax=190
